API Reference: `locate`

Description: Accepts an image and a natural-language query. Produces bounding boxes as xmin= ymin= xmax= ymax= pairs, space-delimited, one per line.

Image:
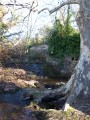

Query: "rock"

xmin=13 ymin=69 xmax=27 ymax=78
xmin=30 ymin=44 xmax=48 ymax=62
xmin=17 ymin=79 xmax=40 ymax=88
xmin=56 ymin=82 xmax=65 ymax=87
xmin=31 ymin=75 xmax=37 ymax=79
xmin=34 ymin=82 xmax=42 ymax=88
xmin=46 ymin=56 xmax=77 ymax=78
xmin=30 ymin=44 xmax=48 ymax=54
xmin=30 ymin=44 xmax=76 ymax=78
xmin=23 ymin=80 xmax=39 ymax=88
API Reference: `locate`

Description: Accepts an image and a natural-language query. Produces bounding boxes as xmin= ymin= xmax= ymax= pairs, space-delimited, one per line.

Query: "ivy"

xmin=45 ymin=20 xmax=80 ymax=59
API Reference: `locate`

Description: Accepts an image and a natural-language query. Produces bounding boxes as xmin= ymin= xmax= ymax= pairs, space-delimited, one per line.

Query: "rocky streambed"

xmin=0 ymin=58 xmax=89 ymax=119
xmin=0 ymin=62 xmax=66 ymax=119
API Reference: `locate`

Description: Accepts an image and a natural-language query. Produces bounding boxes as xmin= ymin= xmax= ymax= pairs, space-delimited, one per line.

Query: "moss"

xmin=34 ymin=109 xmax=90 ymax=120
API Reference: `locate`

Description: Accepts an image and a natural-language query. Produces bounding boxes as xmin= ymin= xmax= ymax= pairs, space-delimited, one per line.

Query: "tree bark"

xmin=39 ymin=0 xmax=90 ymax=111
xmin=63 ymin=0 xmax=90 ymax=111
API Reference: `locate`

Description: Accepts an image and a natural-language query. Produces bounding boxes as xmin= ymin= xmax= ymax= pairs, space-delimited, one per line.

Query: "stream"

xmin=0 ymin=62 xmax=66 ymax=119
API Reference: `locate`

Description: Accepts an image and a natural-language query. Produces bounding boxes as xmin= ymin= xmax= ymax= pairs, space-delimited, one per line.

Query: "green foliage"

xmin=45 ymin=20 xmax=80 ymax=59
xmin=0 ymin=22 xmax=7 ymax=41
xmin=0 ymin=22 xmax=7 ymax=32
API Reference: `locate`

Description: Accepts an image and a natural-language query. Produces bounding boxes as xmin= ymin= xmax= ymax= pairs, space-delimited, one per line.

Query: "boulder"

xmin=30 ymin=44 xmax=77 ymax=78
xmin=13 ymin=69 xmax=27 ymax=78
xmin=17 ymin=79 xmax=40 ymax=88
xmin=30 ymin=44 xmax=48 ymax=54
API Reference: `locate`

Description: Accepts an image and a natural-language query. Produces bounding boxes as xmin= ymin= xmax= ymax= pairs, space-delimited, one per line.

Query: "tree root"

xmin=39 ymin=92 xmax=68 ymax=109
xmin=38 ymin=74 xmax=75 ymax=110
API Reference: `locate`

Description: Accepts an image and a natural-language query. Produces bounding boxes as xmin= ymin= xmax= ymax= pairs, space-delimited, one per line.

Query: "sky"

xmin=1 ymin=0 xmax=79 ymax=39
xmin=2 ymin=0 xmax=56 ymax=37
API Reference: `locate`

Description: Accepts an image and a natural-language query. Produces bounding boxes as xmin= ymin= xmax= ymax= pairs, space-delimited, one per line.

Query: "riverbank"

xmin=0 ymin=44 xmax=90 ymax=119
xmin=0 ymin=63 xmax=90 ymax=120
xmin=0 ymin=61 xmax=66 ymax=119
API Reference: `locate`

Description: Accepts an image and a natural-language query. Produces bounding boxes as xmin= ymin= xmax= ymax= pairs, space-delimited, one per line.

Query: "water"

xmin=0 ymin=89 xmax=30 ymax=107
xmin=4 ymin=62 xmax=44 ymax=76
xmin=0 ymin=88 xmax=36 ymax=119
xmin=0 ymin=62 xmax=66 ymax=119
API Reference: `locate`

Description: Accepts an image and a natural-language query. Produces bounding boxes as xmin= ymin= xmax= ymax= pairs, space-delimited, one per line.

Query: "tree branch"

xmin=38 ymin=0 xmax=80 ymax=14
xmin=4 ymin=31 xmax=23 ymax=38
xmin=0 ymin=3 xmax=29 ymax=8
xmin=0 ymin=1 xmax=38 ymax=9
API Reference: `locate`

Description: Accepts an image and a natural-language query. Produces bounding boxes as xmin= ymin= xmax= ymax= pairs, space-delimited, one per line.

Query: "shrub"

xmin=45 ymin=20 xmax=80 ymax=59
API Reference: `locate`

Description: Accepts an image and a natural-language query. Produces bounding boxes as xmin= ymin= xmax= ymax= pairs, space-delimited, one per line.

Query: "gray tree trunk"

xmin=63 ymin=0 xmax=90 ymax=111
xmin=33 ymin=0 xmax=90 ymax=111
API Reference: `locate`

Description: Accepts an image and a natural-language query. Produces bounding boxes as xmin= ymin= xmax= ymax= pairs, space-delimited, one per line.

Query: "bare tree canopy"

xmin=38 ymin=0 xmax=80 ymax=14
xmin=0 ymin=0 xmax=38 ymax=8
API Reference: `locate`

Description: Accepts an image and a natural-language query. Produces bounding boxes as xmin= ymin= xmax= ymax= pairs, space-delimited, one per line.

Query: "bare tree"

xmin=0 ymin=0 xmax=38 ymax=46
xmin=39 ymin=0 xmax=90 ymax=111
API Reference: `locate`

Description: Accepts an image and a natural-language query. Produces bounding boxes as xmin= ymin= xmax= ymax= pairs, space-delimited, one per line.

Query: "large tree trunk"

xmin=63 ymin=0 xmax=90 ymax=111
xmin=39 ymin=0 xmax=90 ymax=111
